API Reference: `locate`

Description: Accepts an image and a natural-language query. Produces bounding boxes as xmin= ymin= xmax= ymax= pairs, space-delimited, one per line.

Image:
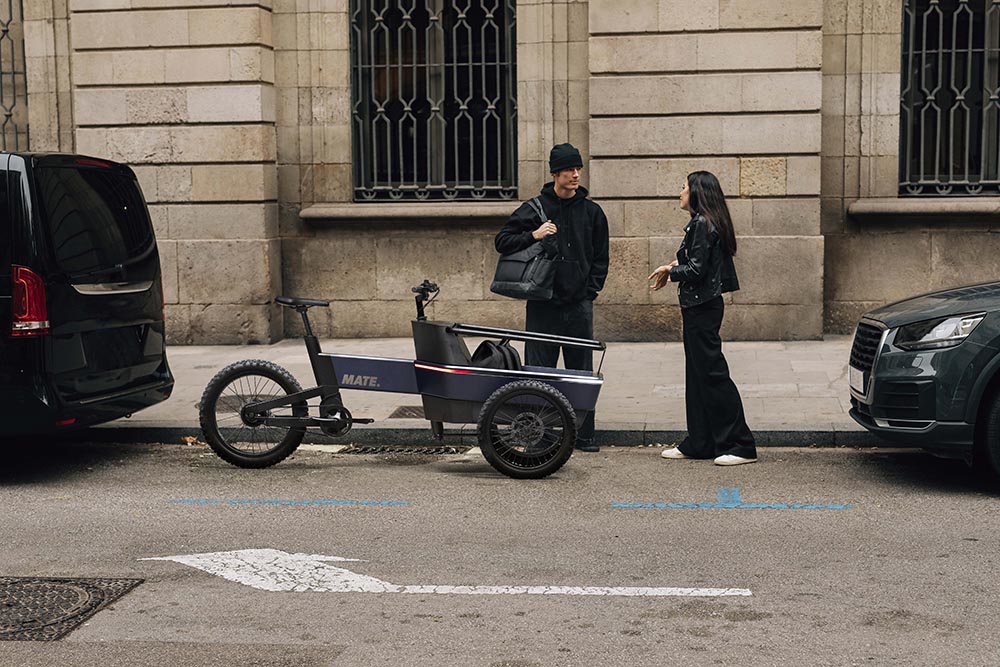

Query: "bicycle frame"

xmin=243 ymin=290 xmax=606 ymax=435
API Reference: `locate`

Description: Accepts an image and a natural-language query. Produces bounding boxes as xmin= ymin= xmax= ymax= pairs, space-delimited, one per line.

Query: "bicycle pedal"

xmin=351 ymin=417 xmax=375 ymax=424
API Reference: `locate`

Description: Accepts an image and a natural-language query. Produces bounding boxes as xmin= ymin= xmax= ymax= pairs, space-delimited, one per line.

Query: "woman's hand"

xmin=648 ymin=264 xmax=672 ymax=291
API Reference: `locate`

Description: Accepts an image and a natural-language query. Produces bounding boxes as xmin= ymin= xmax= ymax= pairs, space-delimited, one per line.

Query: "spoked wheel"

xmin=198 ymin=360 xmax=307 ymax=468
xmin=477 ymin=380 xmax=577 ymax=479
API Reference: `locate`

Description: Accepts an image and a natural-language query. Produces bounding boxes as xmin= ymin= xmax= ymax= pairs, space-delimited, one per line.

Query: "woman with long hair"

xmin=649 ymin=171 xmax=757 ymax=465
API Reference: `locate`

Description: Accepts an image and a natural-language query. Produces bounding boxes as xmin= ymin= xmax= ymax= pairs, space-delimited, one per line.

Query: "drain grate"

xmin=387 ymin=405 xmax=425 ymax=419
xmin=0 ymin=577 xmax=142 ymax=641
xmin=340 ymin=444 xmax=469 ymax=455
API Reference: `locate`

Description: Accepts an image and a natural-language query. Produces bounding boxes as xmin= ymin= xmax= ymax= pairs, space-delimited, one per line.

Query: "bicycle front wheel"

xmin=198 ymin=360 xmax=307 ymax=468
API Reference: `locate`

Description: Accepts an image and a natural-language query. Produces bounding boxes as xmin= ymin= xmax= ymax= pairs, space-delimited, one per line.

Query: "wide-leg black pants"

xmin=524 ymin=299 xmax=595 ymax=447
xmin=678 ymin=296 xmax=756 ymax=459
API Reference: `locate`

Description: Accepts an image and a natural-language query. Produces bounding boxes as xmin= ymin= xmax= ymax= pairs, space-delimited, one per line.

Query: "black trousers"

xmin=524 ymin=299 xmax=595 ymax=446
xmin=678 ymin=297 xmax=756 ymax=459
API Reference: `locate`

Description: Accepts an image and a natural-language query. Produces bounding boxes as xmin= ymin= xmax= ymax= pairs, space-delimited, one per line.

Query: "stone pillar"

xmin=23 ymin=0 xmax=73 ymax=151
xmin=68 ymin=0 xmax=280 ymax=343
xmin=822 ymin=0 xmax=918 ymax=333
xmin=586 ymin=0 xmax=825 ymax=340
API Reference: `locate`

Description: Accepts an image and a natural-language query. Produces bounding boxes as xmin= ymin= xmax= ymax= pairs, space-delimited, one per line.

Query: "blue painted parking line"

xmin=171 ymin=499 xmax=409 ymax=506
xmin=717 ymin=487 xmax=742 ymax=504
xmin=612 ymin=487 xmax=851 ymax=511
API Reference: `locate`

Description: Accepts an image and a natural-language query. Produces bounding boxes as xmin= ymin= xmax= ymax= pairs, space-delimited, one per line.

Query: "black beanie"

xmin=549 ymin=143 xmax=583 ymax=173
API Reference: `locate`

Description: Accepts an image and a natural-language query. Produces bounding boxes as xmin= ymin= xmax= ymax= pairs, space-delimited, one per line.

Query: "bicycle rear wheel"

xmin=198 ymin=360 xmax=307 ymax=468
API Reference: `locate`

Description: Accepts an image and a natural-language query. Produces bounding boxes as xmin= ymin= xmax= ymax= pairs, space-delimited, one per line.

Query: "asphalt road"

xmin=1 ymin=440 xmax=999 ymax=666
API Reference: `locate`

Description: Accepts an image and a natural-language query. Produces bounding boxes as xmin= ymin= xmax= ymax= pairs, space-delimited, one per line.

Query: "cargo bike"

xmin=198 ymin=281 xmax=606 ymax=479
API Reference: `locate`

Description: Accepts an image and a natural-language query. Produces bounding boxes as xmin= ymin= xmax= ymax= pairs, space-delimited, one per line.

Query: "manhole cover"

xmin=0 ymin=577 xmax=142 ymax=641
xmin=340 ymin=445 xmax=469 ymax=455
xmin=387 ymin=406 xmax=425 ymax=419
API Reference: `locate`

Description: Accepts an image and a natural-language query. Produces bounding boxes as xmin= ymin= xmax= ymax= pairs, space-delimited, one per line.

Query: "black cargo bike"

xmin=198 ymin=281 xmax=605 ymax=479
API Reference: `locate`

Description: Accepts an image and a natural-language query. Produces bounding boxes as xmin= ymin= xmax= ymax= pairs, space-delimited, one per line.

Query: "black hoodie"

xmin=495 ymin=183 xmax=610 ymax=304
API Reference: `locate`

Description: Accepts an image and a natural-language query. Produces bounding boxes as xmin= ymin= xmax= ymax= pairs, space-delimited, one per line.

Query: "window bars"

xmin=350 ymin=0 xmax=517 ymax=201
xmin=0 ymin=0 xmax=27 ymax=151
xmin=900 ymin=0 xmax=1000 ymax=195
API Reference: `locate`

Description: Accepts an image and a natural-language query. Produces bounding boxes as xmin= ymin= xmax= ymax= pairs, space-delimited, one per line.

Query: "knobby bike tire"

xmin=198 ymin=359 xmax=307 ymax=468
xmin=477 ymin=379 xmax=577 ymax=479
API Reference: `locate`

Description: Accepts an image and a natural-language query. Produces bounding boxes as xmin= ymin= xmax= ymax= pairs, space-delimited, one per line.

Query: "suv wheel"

xmin=980 ymin=392 xmax=1000 ymax=480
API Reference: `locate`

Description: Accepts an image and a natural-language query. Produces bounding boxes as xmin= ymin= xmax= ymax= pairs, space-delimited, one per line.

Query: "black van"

xmin=0 ymin=152 xmax=173 ymax=433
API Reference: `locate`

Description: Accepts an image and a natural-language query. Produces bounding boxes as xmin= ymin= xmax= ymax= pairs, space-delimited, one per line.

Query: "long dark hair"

xmin=687 ymin=171 xmax=737 ymax=256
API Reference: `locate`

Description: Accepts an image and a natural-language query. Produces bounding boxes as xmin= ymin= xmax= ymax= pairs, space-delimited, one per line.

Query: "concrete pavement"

xmin=88 ymin=335 xmax=879 ymax=447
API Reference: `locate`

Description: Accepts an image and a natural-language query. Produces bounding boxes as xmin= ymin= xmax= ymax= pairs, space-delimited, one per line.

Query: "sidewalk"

xmin=90 ymin=335 xmax=878 ymax=447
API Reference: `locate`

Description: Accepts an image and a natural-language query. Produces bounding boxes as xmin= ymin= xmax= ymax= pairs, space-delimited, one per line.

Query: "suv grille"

xmin=850 ymin=322 xmax=883 ymax=372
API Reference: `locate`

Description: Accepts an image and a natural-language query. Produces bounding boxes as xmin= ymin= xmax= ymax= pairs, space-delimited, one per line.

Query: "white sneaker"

xmin=714 ymin=454 xmax=757 ymax=466
xmin=660 ymin=447 xmax=690 ymax=459
xmin=450 ymin=446 xmax=483 ymax=463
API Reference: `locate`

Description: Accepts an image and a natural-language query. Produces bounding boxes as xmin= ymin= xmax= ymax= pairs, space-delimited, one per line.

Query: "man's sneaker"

xmin=575 ymin=442 xmax=600 ymax=453
xmin=660 ymin=447 xmax=690 ymax=459
xmin=714 ymin=454 xmax=757 ymax=466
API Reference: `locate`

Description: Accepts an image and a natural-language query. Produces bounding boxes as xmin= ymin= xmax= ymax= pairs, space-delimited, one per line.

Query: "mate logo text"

xmin=342 ymin=374 xmax=380 ymax=388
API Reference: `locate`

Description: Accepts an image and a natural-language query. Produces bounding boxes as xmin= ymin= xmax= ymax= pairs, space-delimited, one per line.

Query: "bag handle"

xmin=525 ymin=196 xmax=561 ymax=259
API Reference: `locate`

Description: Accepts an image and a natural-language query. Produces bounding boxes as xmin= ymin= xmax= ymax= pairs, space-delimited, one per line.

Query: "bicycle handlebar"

xmin=413 ymin=279 xmax=439 ymax=320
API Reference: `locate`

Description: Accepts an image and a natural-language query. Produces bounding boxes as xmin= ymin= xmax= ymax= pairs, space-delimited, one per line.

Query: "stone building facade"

xmin=10 ymin=0 xmax=999 ymax=343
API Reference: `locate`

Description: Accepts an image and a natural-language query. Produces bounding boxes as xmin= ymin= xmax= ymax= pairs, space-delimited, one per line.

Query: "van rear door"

xmin=30 ymin=156 xmax=168 ymax=403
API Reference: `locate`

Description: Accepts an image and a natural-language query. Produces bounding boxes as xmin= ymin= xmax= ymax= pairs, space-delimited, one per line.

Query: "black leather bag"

xmin=490 ymin=197 xmax=555 ymax=301
xmin=470 ymin=339 xmax=522 ymax=370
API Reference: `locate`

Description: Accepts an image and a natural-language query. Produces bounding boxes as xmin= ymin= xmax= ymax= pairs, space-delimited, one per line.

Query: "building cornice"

xmin=848 ymin=197 xmax=1000 ymax=223
xmin=299 ymin=202 xmax=515 ymax=226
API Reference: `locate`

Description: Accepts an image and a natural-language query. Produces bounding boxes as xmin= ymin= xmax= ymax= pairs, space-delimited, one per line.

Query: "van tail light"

xmin=11 ymin=265 xmax=50 ymax=337
xmin=74 ymin=157 xmax=112 ymax=169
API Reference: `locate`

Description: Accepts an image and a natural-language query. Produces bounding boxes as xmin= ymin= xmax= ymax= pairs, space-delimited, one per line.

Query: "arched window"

xmin=350 ymin=0 xmax=518 ymax=202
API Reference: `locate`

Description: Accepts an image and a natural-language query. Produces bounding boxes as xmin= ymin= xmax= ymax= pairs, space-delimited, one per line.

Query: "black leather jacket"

xmin=669 ymin=213 xmax=740 ymax=309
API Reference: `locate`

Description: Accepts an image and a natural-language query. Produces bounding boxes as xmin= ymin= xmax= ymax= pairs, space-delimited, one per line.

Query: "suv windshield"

xmin=34 ymin=166 xmax=156 ymax=280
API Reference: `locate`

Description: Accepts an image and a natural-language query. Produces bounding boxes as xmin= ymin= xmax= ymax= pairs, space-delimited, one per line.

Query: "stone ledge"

xmin=848 ymin=197 xmax=1000 ymax=223
xmin=300 ymin=202 xmax=516 ymax=226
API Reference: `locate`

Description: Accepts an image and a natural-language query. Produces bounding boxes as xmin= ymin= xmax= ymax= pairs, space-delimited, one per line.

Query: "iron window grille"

xmin=0 ymin=0 xmax=27 ymax=151
xmin=901 ymin=0 xmax=1000 ymax=196
xmin=350 ymin=0 xmax=517 ymax=202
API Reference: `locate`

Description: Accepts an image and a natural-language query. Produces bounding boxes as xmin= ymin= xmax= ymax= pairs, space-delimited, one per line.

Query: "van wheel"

xmin=477 ymin=380 xmax=576 ymax=479
xmin=199 ymin=360 xmax=307 ymax=468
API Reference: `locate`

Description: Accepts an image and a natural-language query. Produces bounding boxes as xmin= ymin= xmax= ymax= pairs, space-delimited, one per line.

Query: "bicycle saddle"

xmin=275 ymin=296 xmax=330 ymax=308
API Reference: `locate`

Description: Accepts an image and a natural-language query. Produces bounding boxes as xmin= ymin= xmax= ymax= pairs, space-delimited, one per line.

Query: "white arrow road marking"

xmin=141 ymin=549 xmax=751 ymax=597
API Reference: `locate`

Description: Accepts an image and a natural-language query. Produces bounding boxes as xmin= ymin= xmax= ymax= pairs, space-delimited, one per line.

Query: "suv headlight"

xmin=894 ymin=313 xmax=986 ymax=351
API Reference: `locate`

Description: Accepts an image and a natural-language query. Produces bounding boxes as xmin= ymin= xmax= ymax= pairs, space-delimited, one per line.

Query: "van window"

xmin=33 ymin=166 xmax=155 ymax=280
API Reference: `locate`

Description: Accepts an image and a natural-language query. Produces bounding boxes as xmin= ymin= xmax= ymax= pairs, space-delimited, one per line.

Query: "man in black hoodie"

xmin=494 ymin=143 xmax=610 ymax=452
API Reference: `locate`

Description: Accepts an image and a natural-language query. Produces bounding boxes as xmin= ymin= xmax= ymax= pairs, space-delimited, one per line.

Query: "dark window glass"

xmin=900 ymin=0 xmax=1000 ymax=195
xmin=33 ymin=167 xmax=156 ymax=279
xmin=350 ymin=0 xmax=518 ymax=201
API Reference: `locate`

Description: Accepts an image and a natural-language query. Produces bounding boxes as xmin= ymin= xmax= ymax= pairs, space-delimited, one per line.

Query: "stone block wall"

xmin=587 ymin=0 xmax=825 ymax=340
xmin=26 ymin=0 xmax=996 ymax=342
xmin=30 ymin=0 xmax=283 ymax=343
xmin=281 ymin=0 xmax=589 ymax=339
xmin=820 ymin=0 xmax=1000 ymax=334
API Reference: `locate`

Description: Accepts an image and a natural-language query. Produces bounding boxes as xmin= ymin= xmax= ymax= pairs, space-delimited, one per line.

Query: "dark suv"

xmin=849 ymin=282 xmax=1000 ymax=476
xmin=0 ymin=152 xmax=173 ymax=433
